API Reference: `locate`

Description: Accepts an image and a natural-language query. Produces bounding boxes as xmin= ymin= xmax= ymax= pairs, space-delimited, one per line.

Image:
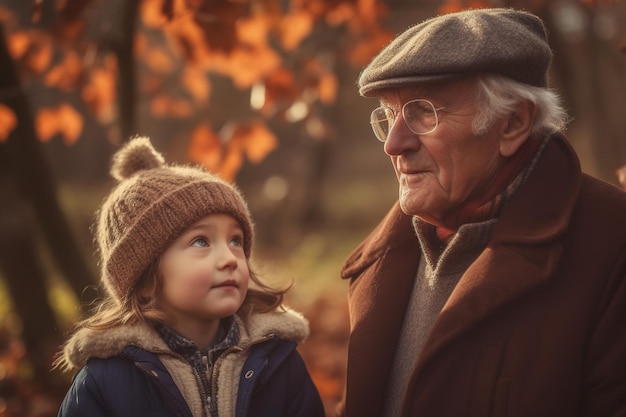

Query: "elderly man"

xmin=339 ymin=8 xmax=626 ymax=417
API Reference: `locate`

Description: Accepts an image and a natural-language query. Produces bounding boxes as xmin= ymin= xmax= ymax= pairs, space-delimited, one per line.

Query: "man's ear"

xmin=499 ymin=100 xmax=536 ymax=157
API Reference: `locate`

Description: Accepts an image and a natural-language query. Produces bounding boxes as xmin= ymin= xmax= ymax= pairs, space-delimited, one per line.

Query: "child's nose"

xmin=216 ymin=244 xmax=238 ymax=269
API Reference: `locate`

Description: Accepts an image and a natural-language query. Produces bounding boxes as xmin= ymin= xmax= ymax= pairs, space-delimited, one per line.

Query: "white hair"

xmin=472 ymin=74 xmax=571 ymax=136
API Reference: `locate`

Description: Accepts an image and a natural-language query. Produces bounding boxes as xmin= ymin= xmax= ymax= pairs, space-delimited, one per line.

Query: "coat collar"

xmin=62 ymin=307 xmax=309 ymax=370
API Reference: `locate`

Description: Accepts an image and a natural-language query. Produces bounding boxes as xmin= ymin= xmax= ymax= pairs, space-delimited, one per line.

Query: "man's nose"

xmin=384 ymin=112 xmax=420 ymax=156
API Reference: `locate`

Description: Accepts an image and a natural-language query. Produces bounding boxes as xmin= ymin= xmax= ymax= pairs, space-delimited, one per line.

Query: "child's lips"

xmin=213 ymin=279 xmax=238 ymax=289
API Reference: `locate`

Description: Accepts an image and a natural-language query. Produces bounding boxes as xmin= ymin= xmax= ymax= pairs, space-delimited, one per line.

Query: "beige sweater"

xmin=382 ymin=218 xmax=495 ymax=417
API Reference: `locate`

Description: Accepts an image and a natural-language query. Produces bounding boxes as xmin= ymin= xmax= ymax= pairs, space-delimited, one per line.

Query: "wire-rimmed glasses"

xmin=370 ymin=99 xmax=445 ymax=142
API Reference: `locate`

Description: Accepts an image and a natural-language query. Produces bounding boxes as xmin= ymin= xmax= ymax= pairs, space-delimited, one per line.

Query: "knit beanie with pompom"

xmin=95 ymin=136 xmax=253 ymax=302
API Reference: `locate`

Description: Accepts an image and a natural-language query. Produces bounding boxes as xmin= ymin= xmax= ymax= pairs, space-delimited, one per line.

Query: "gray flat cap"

xmin=358 ymin=8 xmax=552 ymax=97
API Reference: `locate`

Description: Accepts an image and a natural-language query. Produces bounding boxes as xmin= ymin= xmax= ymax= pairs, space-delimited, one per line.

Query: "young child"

xmin=55 ymin=137 xmax=325 ymax=417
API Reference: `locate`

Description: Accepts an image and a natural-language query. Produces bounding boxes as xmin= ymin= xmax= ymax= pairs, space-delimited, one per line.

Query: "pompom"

xmin=110 ymin=136 xmax=165 ymax=181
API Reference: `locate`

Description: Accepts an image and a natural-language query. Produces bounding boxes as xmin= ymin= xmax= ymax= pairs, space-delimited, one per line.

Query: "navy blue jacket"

xmin=58 ymin=338 xmax=325 ymax=417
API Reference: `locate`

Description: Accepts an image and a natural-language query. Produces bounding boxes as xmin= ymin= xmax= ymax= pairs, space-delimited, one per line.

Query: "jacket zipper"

xmin=209 ymin=335 xmax=275 ymax=417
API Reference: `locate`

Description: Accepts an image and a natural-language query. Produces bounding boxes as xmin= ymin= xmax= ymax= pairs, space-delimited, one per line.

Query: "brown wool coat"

xmin=340 ymin=134 xmax=626 ymax=417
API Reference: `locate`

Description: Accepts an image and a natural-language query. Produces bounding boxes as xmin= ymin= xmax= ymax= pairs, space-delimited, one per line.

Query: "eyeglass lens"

xmin=370 ymin=99 xmax=439 ymax=142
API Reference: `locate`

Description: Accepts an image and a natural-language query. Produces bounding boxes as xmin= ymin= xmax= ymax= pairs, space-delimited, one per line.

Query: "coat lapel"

xmin=341 ymin=204 xmax=420 ymax=417
xmin=415 ymin=135 xmax=582 ymax=370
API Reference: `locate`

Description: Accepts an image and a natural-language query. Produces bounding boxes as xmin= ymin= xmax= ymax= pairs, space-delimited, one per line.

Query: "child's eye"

xmin=230 ymin=235 xmax=244 ymax=247
xmin=191 ymin=237 xmax=209 ymax=247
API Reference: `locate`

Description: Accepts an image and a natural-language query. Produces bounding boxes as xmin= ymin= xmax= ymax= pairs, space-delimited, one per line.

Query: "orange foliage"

xmin=237 ymin=122 xmax=279 ymax=164
xmin=182 ymin=66 xmax=211 ymax=105
xmin=466 ymin=1 xmax=494 ymax=9
xmin=134 ymin=32 xmax=147 ymax=55
xmin=163 ymin=7 xmax=212 ymax=63
xmin=300 ymin=0 xmax=391 ymax=67
xmin=317 ymin=72 xmax=337 ymax=104
xmin=220 ymin=121 xmax=278 ymax=181
xmin=305 ymin=58 xmax=338 ymax=105
xmin=133 ymin=0 xmax=393 ymax=170
xmin=280 ymin=10 xmax=314 ymax=50
xmin=44 ymin=50 xmax=83 ymax=90
xmin=208 ymin=46 xmax=282 ymax=89
xmin=237 ymin=15 xmax=271 ymax=48
xmin=81 ymin=56 xmax=117 ymax=122
xmin=187 ymin=13 xmax=284 ymax=89
xmin=24 ymin=39 xmax=53 ymax=73
xmin=295 ymin=291 xmax=350 ymax=414
xmin=139 ymin=0 xmax=171 ymax=28
xmin=149 ymin=95 xmax=194 ymax=118
xmin=145 ymin=47 xmax=176 ymax=74
xmin=35 ymin=104 xmax=84 ymax=145
xmin=218 ymin=146 xmax=246 ymax=182
xmin=0 ymin=326 xmax=59 ymax=417
xmin=3 ymin=0 xmax=393 ymax=178
xmin=0 ymin=104 xmax=18 ymax=142
xmin=438 ymin=0 xmax=493 ymax=14
xmin=291 ymin=0 xmax=325 ymax=18
xmin=325 ymin=2 xmax=355 ymax=26
xmin=191 ymin=0 xmax=245 ymax=53
xmin=6 ymin=32 xmax=30 ymax=60
xmin=347 ymin=27 xmax=393 ymax=66
xmin=188 ymin=121 xmax=278 ymax=181
xmin=0 ymin=330 xmax=26 ymax=379
xmin=257 ymin=67 xmax=298 ymax=116
xmin=188 ymin=123 xmax=223 ymax=172
xmin=219 ymin=122 xmax=278 ymax=181
xmin=357 ymin=0 xmax=380 ymax=23
xmin=438 ymin=0 xmax=464 ymax=15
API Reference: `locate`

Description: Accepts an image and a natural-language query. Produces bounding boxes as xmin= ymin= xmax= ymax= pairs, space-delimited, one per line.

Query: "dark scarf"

xmin=155 ymin=317 xmax=240 ymax=366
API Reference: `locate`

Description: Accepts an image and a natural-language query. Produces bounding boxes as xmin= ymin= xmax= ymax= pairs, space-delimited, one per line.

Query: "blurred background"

xmin=0 ymin=0 xmax=625 ymax=416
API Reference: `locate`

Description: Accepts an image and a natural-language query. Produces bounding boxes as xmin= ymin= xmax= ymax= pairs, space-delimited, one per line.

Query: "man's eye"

xmin=417 ymin=103 xmax=435 ymax=115
xmin=191 ymin=237 xmax=209 ymax=247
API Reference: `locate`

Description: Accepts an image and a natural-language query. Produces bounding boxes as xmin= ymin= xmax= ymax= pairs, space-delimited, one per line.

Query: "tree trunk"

xmin=114 ymin=0 xmax=141 ymax=141
xmin=0 ymin=26 xmax=97 ymax=306
xmin=0 ymin=25 xmax=100 ymax=384
xmin=0 ymin=172 xmax=61 ymax=381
